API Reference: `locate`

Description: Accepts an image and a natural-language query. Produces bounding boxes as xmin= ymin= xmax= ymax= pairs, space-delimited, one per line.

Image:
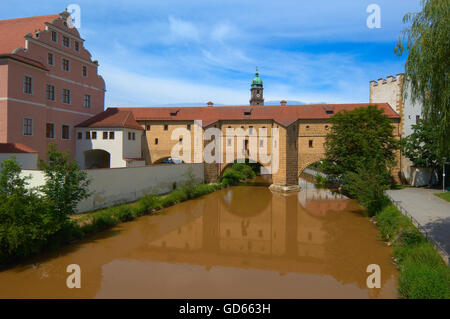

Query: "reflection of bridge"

xmin=0 ymin=184 xmax=397 ymax=299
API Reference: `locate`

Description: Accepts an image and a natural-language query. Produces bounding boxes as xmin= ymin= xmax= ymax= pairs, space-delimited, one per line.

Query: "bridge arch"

xmin=298 ymin=154 xmax=326 ymax=177
xmin=152 ymin=156 xmax=184 ymax=164
xmin=219 ymin=159 xmax=265 ymax=177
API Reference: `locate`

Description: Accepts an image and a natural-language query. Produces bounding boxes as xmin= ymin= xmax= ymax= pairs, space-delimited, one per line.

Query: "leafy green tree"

xmin=0 ymin=158 xmax=49 ymax=262
xmin=343 ymin=161 xmax=391 ymax=216
xmin=394 ymin=0 xmax=450 ymax=158
xmin=322 ymin=105 xmax=399 ymax=178
xmin=38 ymin=143 xmax=91 ymax=224
xmin=402 ymin=119 xmax=440 ymax=168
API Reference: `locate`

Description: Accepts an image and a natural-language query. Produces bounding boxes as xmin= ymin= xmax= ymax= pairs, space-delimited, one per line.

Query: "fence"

xmin=385 ymin=192 xmax=449 ymax=265
xmin=21 ymin=163 xmax=204 ymax=213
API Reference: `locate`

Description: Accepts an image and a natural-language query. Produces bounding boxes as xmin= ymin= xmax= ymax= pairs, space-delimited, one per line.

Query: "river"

xmin=0 ymin=176 xmax=398 ymax=298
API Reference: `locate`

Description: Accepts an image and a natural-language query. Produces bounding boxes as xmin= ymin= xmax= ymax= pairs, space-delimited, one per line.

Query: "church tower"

xmin=250 ymin=68 xmax=264 ymax=106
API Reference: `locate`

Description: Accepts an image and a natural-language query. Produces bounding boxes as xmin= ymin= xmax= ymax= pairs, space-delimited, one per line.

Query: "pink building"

xmin=0 ymin=11 xmax=105 ymax=161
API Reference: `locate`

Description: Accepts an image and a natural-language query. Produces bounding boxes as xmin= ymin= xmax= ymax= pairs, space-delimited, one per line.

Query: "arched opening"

xmin=219 ymin=159 xmax=264 ymax=177
xmin=153 ymin=156 xmax=184 ymax=164
xmin=84 ymin=149 xmax=110 ymax=169
xmin=300 ymin=161 xmax=326 ymax=183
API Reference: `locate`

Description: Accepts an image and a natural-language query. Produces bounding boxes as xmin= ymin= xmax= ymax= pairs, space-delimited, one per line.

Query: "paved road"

xmin=386 ymin=188 xmax=450 ymax=262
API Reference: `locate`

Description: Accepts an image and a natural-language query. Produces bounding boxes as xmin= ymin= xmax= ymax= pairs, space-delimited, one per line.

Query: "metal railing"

xmin=385 ymin=192 xmax=449 ymax=265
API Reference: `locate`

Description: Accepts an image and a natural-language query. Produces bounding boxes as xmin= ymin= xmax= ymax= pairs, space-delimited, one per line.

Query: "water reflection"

xmin=0 ymin=177 xmax=397 ymax=299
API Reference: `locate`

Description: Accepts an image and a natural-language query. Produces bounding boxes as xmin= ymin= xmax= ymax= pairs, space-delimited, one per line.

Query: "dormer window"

xmin=170 ymin=110 xmax=179 ymax=116
xmin=243 ymin=108 xmax=252 ymax=116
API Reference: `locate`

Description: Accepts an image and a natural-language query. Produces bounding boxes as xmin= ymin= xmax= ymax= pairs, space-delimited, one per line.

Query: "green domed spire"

xmin=251 ymin=67 xmax=263 ymax=89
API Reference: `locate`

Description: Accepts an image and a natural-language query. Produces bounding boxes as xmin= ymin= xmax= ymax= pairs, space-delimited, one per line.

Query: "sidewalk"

xmin=386 ymin=187 xmax=450 ymax=264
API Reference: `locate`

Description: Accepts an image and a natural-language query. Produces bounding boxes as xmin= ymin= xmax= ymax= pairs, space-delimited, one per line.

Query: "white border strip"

xmin=47 ymin=74 xmax=105 ymax=92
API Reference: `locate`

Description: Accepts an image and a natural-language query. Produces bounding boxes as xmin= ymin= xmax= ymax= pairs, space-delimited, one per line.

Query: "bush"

xmin=343 ymin=162 xmax=391 ymax=216
xmin=112 ymin=206 xmax=135 ymax=222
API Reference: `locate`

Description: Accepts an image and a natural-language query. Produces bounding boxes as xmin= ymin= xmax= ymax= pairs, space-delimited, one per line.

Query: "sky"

xmin=2 ymin=0 xmax=422 ymax=107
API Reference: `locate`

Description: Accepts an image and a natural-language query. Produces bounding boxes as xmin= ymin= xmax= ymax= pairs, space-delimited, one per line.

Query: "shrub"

xmin=112 ymin=206 xmax=135 ymax=222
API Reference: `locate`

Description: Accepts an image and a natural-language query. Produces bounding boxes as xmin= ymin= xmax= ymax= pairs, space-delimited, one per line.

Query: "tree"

xmin=394 ymin=0 xmax=450 ymax=158
xmin=38 ymin=143 xmax=91 ymax=224
xmin=0 ymin=158 xmax=50 ymax=262
xmin=402 ymin=119 xmax=440 ymax=168
xmin=322 ymin=105 xmax=399 ymax=178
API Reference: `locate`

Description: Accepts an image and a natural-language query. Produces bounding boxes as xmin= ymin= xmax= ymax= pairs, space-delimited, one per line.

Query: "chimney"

xmin=280 ymin=100 xmax=287 ymax=106
xmin=207 ymin=101 xmax=214 ymax=106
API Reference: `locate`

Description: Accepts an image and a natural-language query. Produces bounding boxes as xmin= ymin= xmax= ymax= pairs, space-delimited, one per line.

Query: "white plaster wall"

xmin=122 ymin=129 xmax=143 ymax=159
xmin=403 ymin=81 xmax=423 ymax=137
xmin=75 ymin=128 xmax=125 ymax=168
xmin=21 ymin=163 xmax=204 ymax=213
xmin=0 ymin=153 xmax=38 ymax=169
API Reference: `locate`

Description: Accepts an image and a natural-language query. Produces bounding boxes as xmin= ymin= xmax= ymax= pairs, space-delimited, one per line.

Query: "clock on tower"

xmin=250 ymin=67 xmax=264 ymax=106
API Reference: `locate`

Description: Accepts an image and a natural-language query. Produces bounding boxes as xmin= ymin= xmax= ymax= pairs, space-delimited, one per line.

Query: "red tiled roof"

xmin=76 ymin=108 xmax=144 ymax=130
xmin=93 ymin=103 xmax=399 ymax=128
xmin=0 ymin=14 xmax=60 ymax=54
xmin=0 ymin=143 xmax=38 ymax=153
xmin=0 ymin=54 xmax=48 ymax=70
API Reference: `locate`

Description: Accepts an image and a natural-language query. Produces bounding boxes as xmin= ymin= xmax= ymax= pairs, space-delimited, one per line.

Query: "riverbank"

xmin=375 ymin=203 xmax=450 ymax=298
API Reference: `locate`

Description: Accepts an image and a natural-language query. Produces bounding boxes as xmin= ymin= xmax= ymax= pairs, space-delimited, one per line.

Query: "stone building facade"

xmin=77 ymin=103 xmax=401 ymax=191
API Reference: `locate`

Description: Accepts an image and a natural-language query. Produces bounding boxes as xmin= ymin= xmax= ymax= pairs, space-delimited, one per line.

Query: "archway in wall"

xmin=219 ymin=159 xmax=265 ymax=177
xmin=84 ymin=149 xmax=111 ymax=169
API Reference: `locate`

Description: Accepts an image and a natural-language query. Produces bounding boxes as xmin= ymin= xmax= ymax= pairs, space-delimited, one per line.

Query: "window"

xmin=128 ymin=132 xmax=135 ymax=140
xmin=46 ymin=123 xmax=55 ymax=138
xmin=23 ymin=76 xmax=33 ymax=94
xmin=155 ymin=138 xmax=159 ymax=145
xmin=164 ymin=125 xmax=168 ymax=131
xmin=179 ymin=137 xmax=183 ymax=145
xmin=62 ymin=89 xmax=71 ymax=104
xmin=325 ymin=125 xmax=329 ymax=130
xmin=85 ymin=131 xmax=91 ymax=139
xmin=46 ymin=84 xmax=55 ymax=101
xmin=62 ymin=125 xmax=70 ymax=139
xmin=249 ymin=126 xmax=254 ymax=134
xmin=23 ymin=118 xmax=33 ymax=136
xmin=82 ymin=66 xmax=88 ymax=77
xmin=83 ymin=95 xmax=91 ymax=108
xmin=51 ymin=31 xmax=58 ymax=42
xmin=146 ymin=125 xmax=151 ymax=131
xmin=62 ymin=58 xmax=70 ymax=71
xmin=227 ymin=139 xmax=232 ymax=146
xmin=92 ymin=131 xmax=97 ymax=140
xmin=77 ymin=132 xmax=82 ymax=140
xmin=75 ymin=41 xmax=80 ymax=51
xmin=109 ymin=131 xmax=115 ymax=140
xmin=132 ymin=132 xmax=136 ymax=140
xmin=306 ymin=125 xmax=310 ymax=130
xmin=103 ymin=131 xmax=108 ymax=139
xmin=309 ymin=140 xmax=313 ymax=148
xmin=187 ymin=124 xmax=191 ymax=130
xmin=416 ymin=115 xmax=420 ymax=124
xmin=62 ymin=36 xmax=70 ymax=48
xmin=259 ymin=139 xmax=264 ymax=148
xmin=48 ymin=53 xmax=54 ymax=65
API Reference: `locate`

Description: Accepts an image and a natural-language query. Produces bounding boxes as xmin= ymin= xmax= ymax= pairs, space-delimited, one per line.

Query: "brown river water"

xmin=0 ymin=176 xmax=398 ymax=298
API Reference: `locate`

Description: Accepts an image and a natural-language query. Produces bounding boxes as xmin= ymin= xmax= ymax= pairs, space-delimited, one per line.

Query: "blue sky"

xmin=3 ymin=0 xmax=421 ymax=106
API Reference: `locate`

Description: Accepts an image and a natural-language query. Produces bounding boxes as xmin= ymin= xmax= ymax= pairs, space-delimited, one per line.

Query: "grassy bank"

xmin=376 ymin=204 xmax=450 ymax=299
xmin=435 ymin=192 xmax=450 ymax=202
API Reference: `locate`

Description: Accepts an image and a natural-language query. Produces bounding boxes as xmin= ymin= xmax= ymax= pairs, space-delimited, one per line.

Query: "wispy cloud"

xmin=1 ymin=0 xmax=423 ymax=106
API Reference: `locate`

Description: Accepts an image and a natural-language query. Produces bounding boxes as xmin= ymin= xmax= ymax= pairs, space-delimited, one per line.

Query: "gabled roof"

xmin=0 ymin=14 xmax=59 ymax=54
xmin=0 ymin=143 xmax=38 ymax=153
xmin=0 ymin=54 xmax=48 ymax=71
xmin=76 ymin=108 xmax=144 ymax=130
xmin=96 ymin=103 xmax=400 ymax=128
